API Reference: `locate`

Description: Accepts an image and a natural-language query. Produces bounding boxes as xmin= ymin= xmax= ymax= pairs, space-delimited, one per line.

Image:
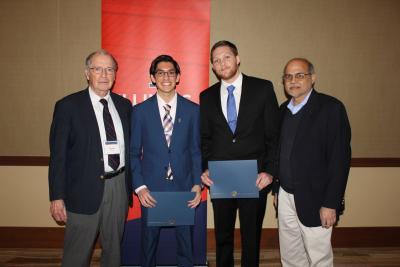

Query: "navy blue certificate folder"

xmin=209 ymin=159 xmax=259 ymax=199
xmin=147 ymin=192 xmax=195 ymax=226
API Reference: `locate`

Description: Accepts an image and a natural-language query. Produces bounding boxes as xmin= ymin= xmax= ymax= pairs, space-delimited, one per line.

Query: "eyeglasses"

xmin=89 ymin=66 xmax=116 ymax=75
xmin=282 ymin=73 xmax=312 ymax=81
xmin=155 ymin=70 xmax=177 ymax=78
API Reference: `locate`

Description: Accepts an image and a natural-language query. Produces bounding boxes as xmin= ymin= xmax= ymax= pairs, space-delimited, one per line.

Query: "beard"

xmin=215 ymin=65 xmax=239 ymax=81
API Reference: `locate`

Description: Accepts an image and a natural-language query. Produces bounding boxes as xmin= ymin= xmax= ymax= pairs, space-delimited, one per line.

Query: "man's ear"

xmin=150 ymin=75 xmax=156 ymax=85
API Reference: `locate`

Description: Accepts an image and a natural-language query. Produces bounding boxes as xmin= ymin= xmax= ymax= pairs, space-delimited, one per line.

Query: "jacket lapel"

xmin=170 ymin=94 xmax=185 ymax=148
xmin=81 ymin=89 xmax=103 ymax=154
xmin=235 ymin=75 xmax=251 ymax=135
xmin=110 ymin=92 xmax=129 ymax=144
xmin=150 ymin=95 xmax=170 ymax=149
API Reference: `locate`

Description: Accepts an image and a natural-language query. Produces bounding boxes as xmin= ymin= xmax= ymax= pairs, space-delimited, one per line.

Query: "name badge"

xmin=104 ymin=140 xmax=120 ymax=155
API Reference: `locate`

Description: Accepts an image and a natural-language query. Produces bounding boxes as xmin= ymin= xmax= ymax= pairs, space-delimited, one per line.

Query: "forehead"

xmin=212 ymin=46 xmax=235 ymax=58
xmin=156 ymin=61 xmax=175 ymax=70
xmin=90 ymin=54 xmax=114 ymax=66
xmin=285 ymin=60 xmax=308 ymax=73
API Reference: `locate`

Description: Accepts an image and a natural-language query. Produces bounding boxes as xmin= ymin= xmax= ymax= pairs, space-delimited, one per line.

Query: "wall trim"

xmin=0 ymin=156 xmax=49 ymax=166
xmin=1 ymin=156 xmax=400 ymax=167
xmin=1 ymin=227 xmax=399 ymax=249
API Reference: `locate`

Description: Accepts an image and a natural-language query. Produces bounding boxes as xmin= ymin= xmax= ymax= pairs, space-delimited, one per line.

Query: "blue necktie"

xmin=226 ymin=85 xmax=237 ymax=133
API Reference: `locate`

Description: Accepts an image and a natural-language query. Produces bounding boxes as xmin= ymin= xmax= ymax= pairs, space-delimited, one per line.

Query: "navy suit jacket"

xmin=130 ymin=94 xmax=202 ymax=192
xmin=274 ymin=90 xmax=351 ymax=227
xmin=48 ymin=88 xmax=133 ymax=214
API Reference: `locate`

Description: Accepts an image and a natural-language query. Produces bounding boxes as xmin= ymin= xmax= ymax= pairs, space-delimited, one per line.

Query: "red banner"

xmin=102 ymin=1 xmax=210 ymax=265
xmin=102 ymin=0 xmax=210 ymax=105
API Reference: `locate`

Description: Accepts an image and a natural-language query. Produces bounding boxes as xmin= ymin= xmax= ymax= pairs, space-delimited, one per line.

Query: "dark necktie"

xmin=226 ymin=85 xmax=237 ymax=133
xmin=100 ymin=99 xmax=120 ymax=170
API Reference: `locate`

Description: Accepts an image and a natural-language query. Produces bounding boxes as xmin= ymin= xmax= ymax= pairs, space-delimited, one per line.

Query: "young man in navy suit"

xmin=130 ymin=55 xmax=202 ymax=267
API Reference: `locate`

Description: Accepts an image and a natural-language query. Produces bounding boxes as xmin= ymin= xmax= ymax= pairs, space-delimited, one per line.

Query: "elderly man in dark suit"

xmin=200 ymin=40 xmax=280 ymax=266
xmin=274 ymin=58 xmax=351 ymax=266
xmin=48 ymin=50 xmax=132 ymax=267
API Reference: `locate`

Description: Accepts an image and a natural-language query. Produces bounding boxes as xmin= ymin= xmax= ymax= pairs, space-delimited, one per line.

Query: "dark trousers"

xmin=141 ymin=222 xmax=194 ymax=267
xmin=212 ymin=190 xmax=267 ymax=267
xmin=62 ymin=172 xmax=128 ymax=267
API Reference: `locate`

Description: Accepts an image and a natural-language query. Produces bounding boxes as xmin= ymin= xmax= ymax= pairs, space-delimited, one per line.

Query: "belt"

xmin=100 ymin=167 xmax=125 ymax=180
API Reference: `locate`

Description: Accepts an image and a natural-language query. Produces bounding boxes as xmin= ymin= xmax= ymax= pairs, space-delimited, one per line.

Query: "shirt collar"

xmin=221 ymin=72 xmax=243 ymax=90
xmin=156 ymin=92 xmax=177 ymax=108
xmin=88 ymin=86 xmax=111 ymax=104
xmin=287 ymin=88 xmax=313 ymax=114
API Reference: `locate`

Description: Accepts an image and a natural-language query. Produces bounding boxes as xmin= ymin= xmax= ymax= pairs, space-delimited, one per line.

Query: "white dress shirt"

xmin=220 ymin=73 xmax=243 ymax=120
xmin=88 ymin=87 xmax=125 ymax=172
xmin=157 ymin=92 xmax=177 ymax=125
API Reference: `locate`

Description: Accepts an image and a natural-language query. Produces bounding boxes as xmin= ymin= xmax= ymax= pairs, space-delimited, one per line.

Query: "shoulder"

xmin=200 ymin=82 xmax=220 ymax=99
xmin=242 ymin=74 xmax=273 ymax=88
xmin=178 ymin=94 xmax=199 ymax=110
xmin=279 ymin=99 xmax=290 ymax=110
xmin=111 ymin=91 xmax=132 ymax=108
xmin=314 ymin=91 xmax=346 ymax=110
xmin=54 ymin=88 xmax=88 ymax=109
xmin=132 ymin=95 xmax=155 ymax=112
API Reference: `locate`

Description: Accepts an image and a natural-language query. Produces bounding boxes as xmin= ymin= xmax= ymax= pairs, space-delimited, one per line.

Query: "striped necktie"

xmin=99 ymin=98 xmax=120 ymax=170
xmin=163 ymin=104 xmax=173 ymax=180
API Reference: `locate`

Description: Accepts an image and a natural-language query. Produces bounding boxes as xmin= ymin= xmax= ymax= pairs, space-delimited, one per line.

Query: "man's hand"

xmin=188 ymin=185 xmax=202 ymax=208
xmin=137 ymin=188 xmax=157 ymax=208
xmin=50 ymin=199 xmax=67 ymax=223
xmin=320 ymin=207 xmax=337 ymax=228
xmin=255 ymin=172 xmax=273 ymax=190
xmin=200 ymin=169 xmax=213 ymax=187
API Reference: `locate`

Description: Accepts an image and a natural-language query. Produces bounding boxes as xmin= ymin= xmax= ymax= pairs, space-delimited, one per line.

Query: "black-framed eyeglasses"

xmin=155 ymin=70 xmax=177 ymax=78
xmin=282 ymin=73 xmax=312 ymax=81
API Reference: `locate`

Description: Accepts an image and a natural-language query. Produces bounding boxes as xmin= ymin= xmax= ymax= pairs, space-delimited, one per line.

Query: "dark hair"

xmin=85 ymin=49 xmax=118 ymax=70
xmin=284 ymin=58 xmax=315 ymax=74
xmin=210 ymin=40 xmax=238 ymax=63
xmin=149 ymin=55 xmax=181 ymax=75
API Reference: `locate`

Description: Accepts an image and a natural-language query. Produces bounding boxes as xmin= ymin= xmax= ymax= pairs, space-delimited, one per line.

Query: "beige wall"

xmin=1 ymin=166 xmax=399 ymax=228
xmin=0 ymin=0 xmax=100 ymax=156
xmin=1 ymin=0 xmax=400 ymax=157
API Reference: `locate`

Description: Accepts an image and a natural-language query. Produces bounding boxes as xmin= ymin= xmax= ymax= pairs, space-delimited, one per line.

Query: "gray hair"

xmin=85 ymin=49 xmax=118 ymax=70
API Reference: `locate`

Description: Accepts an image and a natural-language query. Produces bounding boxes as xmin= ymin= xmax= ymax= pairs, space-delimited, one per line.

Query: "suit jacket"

xmin=274 ymin=90 xmax=351 ymax=227
xmin=48 ymin=88 xmax=133 ymax=214
xmin=130 ymin=94 xmax=201 ymax=192
xmin=200 ymin=74 xmax=280 ymax=176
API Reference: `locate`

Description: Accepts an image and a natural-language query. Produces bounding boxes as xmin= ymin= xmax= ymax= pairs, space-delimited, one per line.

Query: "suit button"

xmin=232 ymin=138 xmax=236 ymax=143
xmin=164 ymin=166 xmax=168 ymax=170
xmin=168 ymin=149 xmax=171 ymax=153
xmin=100 ymin=175 xmax=105 ymax=179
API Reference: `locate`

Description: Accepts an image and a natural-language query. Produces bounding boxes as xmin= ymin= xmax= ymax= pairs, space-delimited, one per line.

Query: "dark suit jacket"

xmin=48 ymin=88 xmax=132 ymax=214
xmin=200 ymin=74 xmax=280 ymax=176
xmin=274 ymin=90 xmax=351 ymax=227
xmin=130 ymin=94 xmax=202 ymax=192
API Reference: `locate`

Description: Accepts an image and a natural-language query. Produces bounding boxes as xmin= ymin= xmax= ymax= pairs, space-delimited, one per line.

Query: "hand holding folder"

xmin=208 ymin=160 xmax=259 ymax=199
xmin=147 ymin=192 xmax=196 ymax=226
